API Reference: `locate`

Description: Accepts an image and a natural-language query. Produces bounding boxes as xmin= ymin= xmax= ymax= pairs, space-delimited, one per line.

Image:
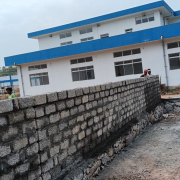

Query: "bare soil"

xmin=161 ymin=94 xmax=180 ymax=99
xmin=96 ymin=116 xmax=180 ymax=180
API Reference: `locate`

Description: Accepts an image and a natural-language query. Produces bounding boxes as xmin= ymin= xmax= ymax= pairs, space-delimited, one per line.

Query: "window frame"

xmin=79 ymin=27 xmax=93 ymax=35
xmin=100 ymin=33 xmax=109 ymax=38
xmin=115 ymin=59 xmax=143 ymax=77
xmin=167 ymin=42 xmax=180 ymax=49
xmin=81 ymin=37 xmax=94 ymax=42
xmin=59 ymin=32 xmax=72 ymax=39
xmin=29 ymin=72 xmax=49 ymax=87
xmin=61 ymin=41 xmax=73 ymax=46
xmin=125 ymin=28 xmax=133 ymax=33
xmin=135 ymin=13 xmax=155 ymax=25
xmin=168 ymin=52 xmax=180 ymax=70
xmin=113 ymin=48 xmax=141 ymax=58
xmin=70 ymin=57 xmax=93 ymax=65
xmin=71 ymin=66 xmax=95 ymax=82
xmin=28 ymin=64 xmax=47 ymax=71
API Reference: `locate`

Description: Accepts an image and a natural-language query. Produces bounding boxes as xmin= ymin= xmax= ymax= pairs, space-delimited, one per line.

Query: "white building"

xmin=4 ymin=1 xmax=180 ymax=97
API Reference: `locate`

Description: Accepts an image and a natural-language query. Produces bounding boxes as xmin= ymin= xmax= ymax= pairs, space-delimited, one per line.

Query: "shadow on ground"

xmin=96 ymin=116 xmax=180 ymax=180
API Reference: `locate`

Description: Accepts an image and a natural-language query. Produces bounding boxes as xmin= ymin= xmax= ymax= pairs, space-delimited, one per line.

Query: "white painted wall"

xmin=168 ymin=16 xmax=180 ymax=24
xmin=164 ymin=37 xmax=180 ymax=86
xmin=38 ymin=10 xmax=162 ymax=50
xmin=17 ymin=38 xmax=180 ymax=97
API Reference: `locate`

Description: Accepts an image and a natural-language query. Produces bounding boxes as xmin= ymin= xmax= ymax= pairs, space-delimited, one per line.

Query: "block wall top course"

xmin=0 ymin=76 xmax=158 ymax=114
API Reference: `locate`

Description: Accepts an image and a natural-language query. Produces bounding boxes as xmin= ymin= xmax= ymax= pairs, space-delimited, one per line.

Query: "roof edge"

xmin=6 ymin=22 xmax=180 ymax=66
xmin=28 ymin=1 xmax=167 ymax=39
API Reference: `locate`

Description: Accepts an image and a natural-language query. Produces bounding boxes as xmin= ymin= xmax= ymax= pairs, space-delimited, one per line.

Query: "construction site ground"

xmin=96 ymin=115 xmax=180 ymax=180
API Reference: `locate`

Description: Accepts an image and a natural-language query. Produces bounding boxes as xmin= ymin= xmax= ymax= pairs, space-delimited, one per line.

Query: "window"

xmin=135 ymin=14 xmax=155 ymax=24
xmin=100 ymin=34 xmax=109 ymax=38
xmin=30 ymin=72 xmax=49 ymax=86
xmin=169 ymin=53 xmax=180 ymax=70
xmin=79 ymin=28 xmax=92 ymax=34
xmin=81 ymin=37 xmax=94 ymax=42
xmin=29 ymin=64 xmax=47 ymax=71
xmin=135 ymin=17 xmax=142 ymax=24
xmin=70 ymin=57 xmax=93 ymax=65
xmin=114 ymin=48 xmax=141 ymax=58
xmin=61 ymin=41 xmax=72 ymax=46
xmin=71 ymin=66 xmax=95 ymax=81
xmin=125 ymin=29 xmax=133 ymax=33
xmin=60 ymin=32 xmax=72 ymax=39
xmin=168 ymin=42 xmax=180 ymax=49
xmin=148 ymin=14 xmax=155 ymax=22
xmin=142 ymin=15 xmax=148 ymax=23
xmin=115 ymin=59 xmax=143 ymax=77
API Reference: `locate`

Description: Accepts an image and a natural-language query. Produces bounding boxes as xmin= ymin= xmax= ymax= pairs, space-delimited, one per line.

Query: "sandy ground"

xmin=96 ymin=116 xmax=180 ymax=180
xmin=161 ymin=94 xmax=180 ymax=99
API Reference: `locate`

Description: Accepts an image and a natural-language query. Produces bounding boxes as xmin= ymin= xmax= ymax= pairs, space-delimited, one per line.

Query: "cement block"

xmin=49 ymin=113 xmax=60 ymax=123
xmin=35 ymin=106 xmax=45 ymax=118
xmin=0 ymin=145 xmax=11 ymax=157
xmin=0 ymin=99 xmax=13 ymax=113
xmin=2 ymin=126 xmax=18 ymax=141
xmin=56 ymin=101 xmax=66 ymax=111
xmin=34 ymin=94 xmax=47 ymax=105
xmin=7 ymin=153 xmax=19 ymax=166
xmin=0 ymin=116 xmax=7 ymax=127
xmin=13 ymin=137 xmax=28 ymax=150
xmin=25 ymin=107 xmax=35 ymax=119
xmin=47 ymin=92 xmax=58 ymax=102
xmin=75 ymin=88 xmax=83 ymax=96
xmin=68 ymin=89 xmax=76 ymax=98
xmin=15 ymin=163 xmax=30 ymax=175
xmin=45 ymin=104 xmax=56 ymax=115
xmin=26 ymin=143 xmax=39 ymax=156
xmin=18 ymin=97 xmax=35 ymax=109
xmin=58 ymin=90 xmax=67 ymax=100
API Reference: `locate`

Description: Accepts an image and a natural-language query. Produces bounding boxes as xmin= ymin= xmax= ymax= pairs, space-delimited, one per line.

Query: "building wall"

xmin=0 ymin=76 xmax=161 ymax=180
xmin=168 ymin=16 xmax=180 ymax=24
xmin=164 ymin=37 xmax=180 ymax=86
xmin=17 ymin=39 xmax=180 ymax=97
xmin=38 ymin=11 xmax=162 ymax=50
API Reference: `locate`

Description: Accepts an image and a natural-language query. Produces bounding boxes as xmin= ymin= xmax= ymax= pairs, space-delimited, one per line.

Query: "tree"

xmin=0 ymin=66 xmax=17 ymax=77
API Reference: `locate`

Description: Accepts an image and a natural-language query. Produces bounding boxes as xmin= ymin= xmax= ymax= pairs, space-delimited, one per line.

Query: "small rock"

xmin=165 ymin=104 xmax=173 ymax=111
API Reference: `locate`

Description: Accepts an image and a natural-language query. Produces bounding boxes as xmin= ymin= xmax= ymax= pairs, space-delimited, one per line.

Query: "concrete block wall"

xmin=0 ymin=76 xmax=161 ymax=180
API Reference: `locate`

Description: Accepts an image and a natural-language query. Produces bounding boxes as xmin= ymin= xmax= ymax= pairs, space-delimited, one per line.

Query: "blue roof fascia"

xmin=174 ymin=10 xmax=180 ymax=16
xmin=163 ymin=1 xmax=174 ymax=15
xmin=28 ymin=1 xmax=167 ymax=38
xmin=5 ymin=22 xmax=180 ymax=66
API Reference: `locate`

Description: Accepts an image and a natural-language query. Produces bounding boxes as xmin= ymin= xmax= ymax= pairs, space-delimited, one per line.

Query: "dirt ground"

xmin=161 ymin=94 xmax=180 ymax=99
xmin=96 ymin=116 xmax=180 ymax=180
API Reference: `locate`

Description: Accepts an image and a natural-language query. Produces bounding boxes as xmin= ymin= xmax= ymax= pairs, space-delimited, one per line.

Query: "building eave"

xmin=5 ymin=22 xmax=180 ymax=66
xmin=27 ymin=1 xmax=175 ymax=39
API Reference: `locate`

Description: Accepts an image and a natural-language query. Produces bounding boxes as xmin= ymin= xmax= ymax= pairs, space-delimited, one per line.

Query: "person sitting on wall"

xmin=140 ymin=69 xmax=148 ymax=77
xmin=6 ymin=88 xmax=16 ymax=99
xmin=148 ymin=69 xmax=153 ymax=77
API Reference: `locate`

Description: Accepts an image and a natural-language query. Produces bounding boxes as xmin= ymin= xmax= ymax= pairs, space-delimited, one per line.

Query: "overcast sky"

xmin=0 ymin=0 xmax=179 ymax=67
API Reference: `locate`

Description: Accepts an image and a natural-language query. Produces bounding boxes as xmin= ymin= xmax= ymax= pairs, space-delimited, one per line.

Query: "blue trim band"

xmin=0 ymin=79 xmax=18 ymax=83
xmin=174 ymin=11 xmax=180 ymax=16
xmin=5 ymin=22 xmax=180 ymax=66
xmin=28 ymin=1 xmax=172 ymax=38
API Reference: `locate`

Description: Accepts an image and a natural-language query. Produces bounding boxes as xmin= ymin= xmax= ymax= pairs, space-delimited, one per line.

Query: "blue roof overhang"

xmin=5 ymin=22 xmax=180 ymax=66
xmin=27 ymin=1 xmax=175 ymax=39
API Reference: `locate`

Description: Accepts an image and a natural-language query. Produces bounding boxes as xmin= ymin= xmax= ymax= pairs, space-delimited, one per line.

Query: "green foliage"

xmin=0 ymin=66 xmax=17 ymax=77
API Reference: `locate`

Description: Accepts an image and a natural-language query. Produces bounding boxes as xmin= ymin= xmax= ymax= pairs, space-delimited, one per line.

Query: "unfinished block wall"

xmin=0 ymin=76 xmax=161 ymax=180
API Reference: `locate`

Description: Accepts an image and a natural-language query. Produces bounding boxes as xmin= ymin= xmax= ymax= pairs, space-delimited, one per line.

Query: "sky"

xmin=0 ymin=0 xmax=179 ymax=67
